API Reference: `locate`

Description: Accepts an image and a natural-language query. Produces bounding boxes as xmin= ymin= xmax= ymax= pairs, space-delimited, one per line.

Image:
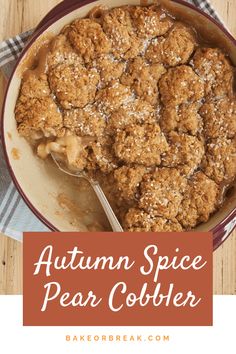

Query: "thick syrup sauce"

xmin=17 ymin=33 xmax=54 ymax=79
xmin=23 ymin=43 xmax=51 ymax=81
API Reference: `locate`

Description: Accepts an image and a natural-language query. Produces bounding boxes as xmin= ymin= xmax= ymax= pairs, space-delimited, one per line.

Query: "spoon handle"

xmin=91 ymin=183 xmax=124 ymax=232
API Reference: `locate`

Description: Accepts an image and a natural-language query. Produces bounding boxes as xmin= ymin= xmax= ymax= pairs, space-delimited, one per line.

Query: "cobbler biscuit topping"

xmin=202 ymin=137 xmax=236 ymax=184
xmin=124 ymin=208 xmax=183 ymax=232
xmin=114 ymin=165 xmax=147 ymax=201
xmin=159 ymin=65 xmax=205 ymax=106
xmin=113 ymin=123 xmax=169 ymax=166
xmin=67 ymin=19 xmax=111 ymax=62
xmin=15 ymin=4 xmax=236 ymax=232
xmin=162 ymin=132 xmax=205 ymax=176
xmin=160 ymin=103 xmax=202 ymax=135
xmin=139 ymin=168 xmax=187 ymax=219
xmin=177 ymin=172 xmax=219 ymax=228
xmin=200 ymin=98 xmax=236 ymax=139
xmin=15 ymin=74 xmax=64 ymax=139
xmin=192 ymin=47 xmax=234 ymax=99
xmin=102 ymin=7 xmax=141 ymax=59
xmin=145 ymin=22 xmax=196 ymax=66
xmin=121 ymin=57 xmax=166 ymax=105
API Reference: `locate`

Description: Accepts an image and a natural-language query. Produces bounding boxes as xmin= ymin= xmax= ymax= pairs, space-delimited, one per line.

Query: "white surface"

xmin=0 ymin=295 xmax=235 ymax=353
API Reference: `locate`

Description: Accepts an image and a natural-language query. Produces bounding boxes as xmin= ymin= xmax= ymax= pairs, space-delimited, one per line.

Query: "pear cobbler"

xmin=15 ymin=5 xmax=236 ymax=232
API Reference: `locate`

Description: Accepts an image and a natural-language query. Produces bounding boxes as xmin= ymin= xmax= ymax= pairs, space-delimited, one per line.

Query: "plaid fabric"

xmin=0 ymin=0 xmax=223 ymax=241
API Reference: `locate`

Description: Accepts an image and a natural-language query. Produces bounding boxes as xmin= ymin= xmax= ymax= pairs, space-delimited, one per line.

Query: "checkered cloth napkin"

xmin=0 ymin=0 xmax=222 ymax=241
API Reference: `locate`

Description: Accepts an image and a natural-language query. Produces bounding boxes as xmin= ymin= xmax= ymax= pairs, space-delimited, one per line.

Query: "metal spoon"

xmin=51 ymin=153 xmax=123 ymax=232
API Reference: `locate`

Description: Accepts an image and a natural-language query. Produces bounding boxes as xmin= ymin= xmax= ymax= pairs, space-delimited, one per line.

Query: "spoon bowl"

xmin=51 ymin=152 xmax=124 ymax=232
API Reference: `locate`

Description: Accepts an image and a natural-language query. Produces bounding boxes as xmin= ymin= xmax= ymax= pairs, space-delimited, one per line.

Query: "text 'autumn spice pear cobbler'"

xmin=15 ymin=5 xmax=236 ymax=232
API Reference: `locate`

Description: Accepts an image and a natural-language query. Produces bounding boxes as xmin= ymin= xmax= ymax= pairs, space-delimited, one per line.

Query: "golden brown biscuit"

xmin=48 ymin=63 xmax=99 ymax=109
xmin=96 ymin=80 xmax=133 ymax=115
xmin=16 ymin=74 xmax=63 ymax=139
xmin=192 ymin=48 xmax=234 ymax=99
xmin=177 ymin=172 xmax=219 ymax=228
xmin=202 ymin=137 xmax=236 ymax=184
xmin=139 ymin=168 xmax=187 ymax=219
xmin=159 ymin=65 xmax=204 ymax=106
xmin=146 ymin=23 xmax=196 ymax=66
xmin=121 ymin=57 xmax=166 ymax=106
xmin=102 ymin=8 xmax=142 ymax=59
xmin=63 ymin=106 xmax=106 ymax=137
xmin=130 ymin=6 xmax=173 ymax=39
xmin=107 ymin=99 xmax=157 ymax=132
xmin=124 ymin=208 xmax=183 ymax=232
xmin=200 ymin=98 xmax=236 ymax=139
xmin=67 ymin=18 xmax=111 ymax=62
xmin=114 ymin=165 xmax=147 ymax=201
xmin=160 ymin=103 xmax=202 ymax=135
xmin=162 ymin=132 xmax=205 ymax=176
xmin=113 ymin=124 xmax=169 ymax=166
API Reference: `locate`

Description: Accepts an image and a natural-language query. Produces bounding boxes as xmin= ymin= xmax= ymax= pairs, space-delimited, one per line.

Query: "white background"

xmin=0 ymin=295 xmax=235 ymax=353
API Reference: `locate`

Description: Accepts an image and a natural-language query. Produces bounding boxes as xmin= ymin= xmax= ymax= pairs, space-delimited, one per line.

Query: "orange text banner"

xmin=23 ymin=232 xmax=212 ymax=326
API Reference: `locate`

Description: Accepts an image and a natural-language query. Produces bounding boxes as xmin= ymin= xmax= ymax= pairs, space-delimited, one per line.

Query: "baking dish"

xmin=1 ymin=0 xmax=236 ymax=249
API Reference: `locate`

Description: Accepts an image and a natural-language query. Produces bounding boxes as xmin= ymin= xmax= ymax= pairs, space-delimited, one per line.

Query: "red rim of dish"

xmin=1 ymin=0 xmax=236 ymax=248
